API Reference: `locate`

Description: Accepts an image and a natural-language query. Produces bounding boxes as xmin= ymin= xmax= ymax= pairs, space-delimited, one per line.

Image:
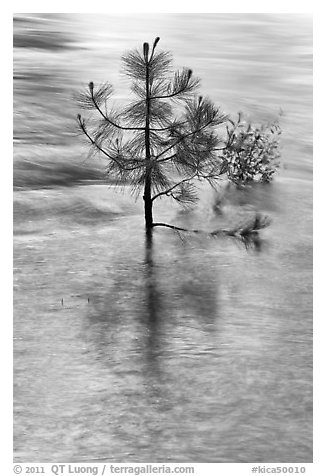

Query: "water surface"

xmin=13 ymin=14 xmax=312 ymax=462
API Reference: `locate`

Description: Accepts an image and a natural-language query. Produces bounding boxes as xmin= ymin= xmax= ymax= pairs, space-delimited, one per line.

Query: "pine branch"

xmin=149 ymin=36 xmax=161 ymax=62
xmin=88 ymin=83 xmax=145 ymax=131
xmin=155 ymin=101 xmax=227 ymax=162
xmin=151 ymin=173 xmax=197 ymax=201
xmin=76 ymin=82 xmax=114 ymax=110
xmin=122 ymin=48 xmax=172 ymax=82
xmin=149 ymin=120 xmax=189 ymax=132
xmin=151 ymin=68 xmax=200 ymax=100
xmin=77 ymin=115 xmax=143 ymax=172
xmin=155 ymin=120 xmax=216 ymax=162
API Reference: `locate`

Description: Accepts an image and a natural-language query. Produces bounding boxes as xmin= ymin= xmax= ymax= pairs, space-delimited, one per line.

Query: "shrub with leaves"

xmin=221 ymin=113 xmax=281 ymax=185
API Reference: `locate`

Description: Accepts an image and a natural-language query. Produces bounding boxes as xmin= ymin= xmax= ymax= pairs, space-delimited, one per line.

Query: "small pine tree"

xmin=77 ymin=38 xmax=280 ymax=238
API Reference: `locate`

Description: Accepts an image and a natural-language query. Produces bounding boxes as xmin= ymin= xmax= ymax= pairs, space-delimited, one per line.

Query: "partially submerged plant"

xmin=222 ymin=112 xmax=281 ymax=186
xmin=77 ymin=38 xmax=281 ymax=239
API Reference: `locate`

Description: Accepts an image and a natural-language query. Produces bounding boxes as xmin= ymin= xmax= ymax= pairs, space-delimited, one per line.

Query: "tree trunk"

xmin=144 ymin=177 xmax=153 ymax=233
xmin=144 ymin=43 xmax=153 ymax=235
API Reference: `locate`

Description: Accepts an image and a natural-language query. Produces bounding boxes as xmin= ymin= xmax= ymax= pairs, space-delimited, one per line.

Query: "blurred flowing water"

xmin=13 ymin=14 xmax=312 ymax=462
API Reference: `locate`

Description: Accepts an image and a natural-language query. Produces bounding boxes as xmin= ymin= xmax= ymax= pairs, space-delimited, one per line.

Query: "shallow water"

xmin=13 ymin=14 xmax=312 ymax=462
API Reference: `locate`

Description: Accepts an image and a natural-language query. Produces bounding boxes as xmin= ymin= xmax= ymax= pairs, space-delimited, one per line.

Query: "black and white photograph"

xmin=13 ymin=11 xmax=313 ymax=467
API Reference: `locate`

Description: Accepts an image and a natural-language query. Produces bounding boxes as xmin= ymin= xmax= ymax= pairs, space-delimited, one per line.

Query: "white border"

xmin=6 ymin=4 xmax=321 ymax=474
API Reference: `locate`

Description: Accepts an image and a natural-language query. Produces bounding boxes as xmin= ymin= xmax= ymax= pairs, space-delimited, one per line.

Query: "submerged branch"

xmin=152 ymin=222 xmax=200 ymax=233
xmin=152 ymin=213 xmax=271 ymax=239
xmin=152 ymin=221 xmax=234 ymax=236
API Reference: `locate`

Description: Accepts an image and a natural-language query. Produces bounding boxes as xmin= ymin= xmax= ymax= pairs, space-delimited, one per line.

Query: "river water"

xmin=13 ymin=14 xmax=312 ymax=462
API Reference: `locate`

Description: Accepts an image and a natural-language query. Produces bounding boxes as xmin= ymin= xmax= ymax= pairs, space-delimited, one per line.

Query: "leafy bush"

xmin=221 ymin=113 xmax=281 ymax=185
